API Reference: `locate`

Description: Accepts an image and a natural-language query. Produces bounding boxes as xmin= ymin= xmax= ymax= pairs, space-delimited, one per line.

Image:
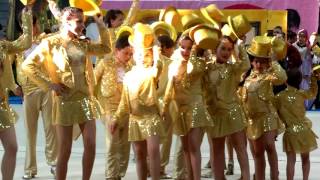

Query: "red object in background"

xmin=224 ymin=4 xmax=263 ymax=9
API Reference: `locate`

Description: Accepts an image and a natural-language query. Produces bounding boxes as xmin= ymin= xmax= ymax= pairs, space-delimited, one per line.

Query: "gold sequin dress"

xmin=206 ymin=45 xmax=250 ymax=138
xmin=0 ymin=10 xmax=32 ymax=131
xmin=164 ymin=50 xmax=213 ymax=136
xmin=243 ymin=61 xmax=287 ymax=140
xmin=275 ymin=76 xmax=318 ymax=153
xmin=114 ymin=66 xmax=165 ymax=141
xmin=22 ymin=25 xmax=110 ymax=126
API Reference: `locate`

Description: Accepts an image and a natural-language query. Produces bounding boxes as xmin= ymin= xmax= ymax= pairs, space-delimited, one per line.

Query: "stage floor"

xmin=1 ymin=105 xmax=320 ymax=179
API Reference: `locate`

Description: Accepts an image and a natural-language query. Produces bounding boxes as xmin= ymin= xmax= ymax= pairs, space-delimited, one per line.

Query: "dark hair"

xmin=287 ymin=9 xmax=301 ymax=30
xmin=274 ymin=26 xmax=282 ymax=31
xmin=286 ymin=44 xmax=302 ymax=69
xmin=115 ymin=35 xmax=130 ymax=50
xmin=158 ymin=35 xmax=175 ymax=50
xmin=104 ymin=9 xmax=124 ymax=27
xmin=287 ymin=30 xmax=297 ymax=40
xmin=217 ymin=35 xmax=235 ymax=48
xmin=266 ymin=29 xmax=274 ymax=37
xmin=286 ymin=68 xmax=302 ymax=89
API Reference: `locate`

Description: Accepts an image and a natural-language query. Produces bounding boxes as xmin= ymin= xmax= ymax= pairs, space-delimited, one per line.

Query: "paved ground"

xmin=1 ymin=105 xmax=320 ymax=179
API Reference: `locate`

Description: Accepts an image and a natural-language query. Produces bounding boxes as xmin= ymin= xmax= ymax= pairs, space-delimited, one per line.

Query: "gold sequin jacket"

xmin=275 ymin=76 xmax=318 ymax=133
xmin=205 ymin=44 xmax=250 ymax=110
xmin=0 ymin=10 xmax=32 ymax=99
xmin=94 ymin=57 xmax=132 ymax=112
xmin=21 ymin=25 xmax=111 ymax=97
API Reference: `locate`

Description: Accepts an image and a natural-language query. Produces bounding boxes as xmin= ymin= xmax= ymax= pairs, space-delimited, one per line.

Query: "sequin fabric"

xmin=205 ymin=44 xmax=250 ymax=137
xmin=0 ymin=10 xmax=32 ymax=131
xmin=243 ymin=61 xmax=287 ymax=140
xmin=275 ymin=77 xmax=318 ymax=153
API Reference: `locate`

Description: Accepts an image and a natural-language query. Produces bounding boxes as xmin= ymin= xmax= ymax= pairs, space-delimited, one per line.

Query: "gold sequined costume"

xmin=0 ymin=10 xmax=32 ymax=131
xmin=275 ymin=76 xmax=318 ymax=153
xmin=16 ymin=33 xmax=58 ymax=176
xmin=243 ymin=61 xmax=287 ymax=140
xmin=206 ymin=44 xmax=250 ymax=138
xmin=114 ymin=65 xmax=165 ymax=142
xmin=95 ymin=58 xmax=132 ymax=178
xmin=164 ymin=49 xmax=213 ymax=136
xmin=22 ymin=25 xmax=110 ymax=126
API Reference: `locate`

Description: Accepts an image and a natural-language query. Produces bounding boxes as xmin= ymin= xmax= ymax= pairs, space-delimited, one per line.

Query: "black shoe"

xmin=50 ymin=166 xmax=56 ymax=177
xmin=225 ymin=163 xmax=234 ymax=175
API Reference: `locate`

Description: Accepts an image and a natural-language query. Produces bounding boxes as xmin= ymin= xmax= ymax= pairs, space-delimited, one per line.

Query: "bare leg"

xmin=264 ymin=130 xmax=279 ymax=180
xmin=187 ymin=128 xmax=203 ymax=180
xmin=0 ymin=127 xmax=18 ymax=180
xmin=56 ymin=125 xmax=73 ymax=180
xmin=134 ymin=141 xmax=148 ymax=180
xmin=286 ymin=151 xmax=296 ymax=180
xmin=146 ymin=135 xmax=161 ymax=180
xmin=230 ymin=130 xmax=250 ymax=180
xmin=79 ymin=121 xmax=96 ymax=180
xmin=181 ymin=135 xmax=193 ymax=180
xmin=212 ymin=136 xmax=226 ymax=180
xmin=301 ymin=152 xmax=310 ymax=180
xmin=250 ymin=137 xmax=266 ymax=180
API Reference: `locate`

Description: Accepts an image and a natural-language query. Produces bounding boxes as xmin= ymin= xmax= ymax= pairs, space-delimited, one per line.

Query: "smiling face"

xmin=179 ymin=38 xmax=193 ymax=61
xmin=216 ymin=37 xmax=234 ymax=63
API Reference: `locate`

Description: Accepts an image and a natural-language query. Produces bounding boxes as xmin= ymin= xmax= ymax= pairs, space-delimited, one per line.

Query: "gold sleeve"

xmin=233 ymin=44 xmax=251 ymax=73
xmin=266 ymin=61 xmax=287 ymax=86
xmin=2 ymin=55 xmax=18 ymax=91
xmin=312 ymin=45 xmax=320 ymax=57
xmin=7 ymin=10 xmax=32 ymax=54
xmin=301 ymin=76 xmax=318 ymax=99
xmin=113 ymin=82 xmax=130 ymax=126
xmin=188 ymin=49 xmax=205 ymax=76
xmin=94 ymin=59 xmax=106 ymax=83
xmin=122 ymin=0 xmax=140 ymax=26
xmin=22 ymin=40 xmax=51 ymax=91
xmin=86 ymin=26 xmax=111 ymax=55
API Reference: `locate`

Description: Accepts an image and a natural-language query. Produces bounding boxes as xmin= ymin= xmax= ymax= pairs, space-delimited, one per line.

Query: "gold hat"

xmin=69 ymin=0 xmax=101 ymax=16
xmin=228 ymin=14 xmax=252 ymax=40
xmin=189 ymin=24 xmax=221 ymax=50
xmin=182 ymin=13 xmax=204 ymax=31
xmin=247 ymin=36 xmax=272 ymax=58
xmin=221 ymin=24 xmax=237 ymax=43
xmin=313 ymin=65 xmax=320 ymax=73
xmin=128 ymin=23 xmax=155 ymax=49
xmin=116 ymin=26 xmax=134 ymax=40
xmin=20 ymin=0 xmax=36 ymax=5
xmin=151 ymin=21 xmax=177 ymax=42
xmin=200 ymin=4 xmax=224 ymax=28
xmin=271 ymin=37 xmax=287 ymax=60
xmin=159 ymin=6 xmax=183 ymax=33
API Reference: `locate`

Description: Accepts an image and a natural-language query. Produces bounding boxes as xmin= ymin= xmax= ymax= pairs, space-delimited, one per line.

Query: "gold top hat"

xmin=69 ymin=0 xmax=101 ymax=16
xmin=247 ymin=36 xmax=272 ymax=58
xmin=116 ymin=26 xmax=134 ymax=39
xmin=151 ymin=21 xmax=177 ymax=42
xmin=228 ymin=14 xmax=252 ymax=40
xmin=271 ymin=37 xmax=287 ymax=60
xmin=221 ymin=24 xmax=237 ymax=43
xmin=313 ymin=65 xmax=320 ymax=73
xmin=189 ymin=24 xmax=221 ymax=50
xmin=20 ymin=0 xmax=36 ymax=5
xmin=159 ymin=6 xmax=183 ymax=33
xmin=182 ymin=13 xmax=204 ymax=31
xmin=128 ymin=23 xmax=155 ymax=49
xmin=200 ymin=4 xmax=224 ymax=28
